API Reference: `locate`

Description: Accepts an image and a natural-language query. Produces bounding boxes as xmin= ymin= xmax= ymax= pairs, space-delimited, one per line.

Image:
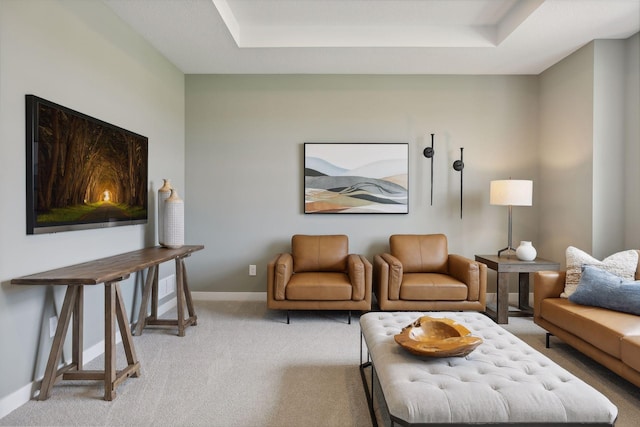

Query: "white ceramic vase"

xmin=163 ymin=189 xmax=184 ymax=249
xmin=516 ymin=241 xmax=537 ymax=261
xmin=157 ymin=179 xmax=172 ymax=246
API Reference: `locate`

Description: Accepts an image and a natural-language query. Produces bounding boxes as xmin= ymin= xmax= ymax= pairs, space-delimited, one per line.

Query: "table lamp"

xmin=490 ymin=179 xmax=533 ymax=257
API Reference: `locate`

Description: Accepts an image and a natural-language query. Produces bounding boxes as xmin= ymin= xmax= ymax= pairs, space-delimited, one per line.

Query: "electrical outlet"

xmin=49 ymin=316 xmax=58 ymax=338
xmin=249 ymin=264 xmax=257 ymax=276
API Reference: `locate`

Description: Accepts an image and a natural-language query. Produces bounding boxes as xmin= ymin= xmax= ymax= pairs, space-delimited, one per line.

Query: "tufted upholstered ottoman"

xmin=359 ymin=312 xmax=617 ymax=426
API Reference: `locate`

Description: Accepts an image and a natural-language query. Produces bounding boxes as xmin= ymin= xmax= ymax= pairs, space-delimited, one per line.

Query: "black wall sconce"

xmin=453 ymin=147 xmax=464 ymax=219
xmin=423 ymin=133 xmax=435 ymax=205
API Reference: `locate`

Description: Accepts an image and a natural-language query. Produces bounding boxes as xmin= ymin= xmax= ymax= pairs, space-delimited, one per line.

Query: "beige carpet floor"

xmin=1 ymin=299 xmax=638 ymax=426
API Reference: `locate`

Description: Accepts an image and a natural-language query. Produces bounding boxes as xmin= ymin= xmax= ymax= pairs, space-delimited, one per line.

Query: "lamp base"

xmin=497 ymin=246 xmax=517 ymax=258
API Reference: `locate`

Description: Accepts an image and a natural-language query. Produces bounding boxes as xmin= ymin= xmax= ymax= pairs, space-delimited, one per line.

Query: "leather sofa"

xmin=267 ymin=234 xmax=372 ymax=323
xmin=534 ymin=251 xmax=640 ymax=388
xmin=373 ymin=234 xmax=487 ymax=311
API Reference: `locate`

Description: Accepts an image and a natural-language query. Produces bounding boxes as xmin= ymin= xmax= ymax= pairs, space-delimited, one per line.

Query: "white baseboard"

xmin=191 ymin=291 xmax=529 ymax=306
xmin=0 ymin=382 xmax=34 ymax=420
xmin=0 ymin=297 xmax=177 ymax=420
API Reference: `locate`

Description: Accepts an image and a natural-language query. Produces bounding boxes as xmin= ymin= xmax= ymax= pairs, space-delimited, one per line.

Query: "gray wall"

xmin=538 ymin=43 xmax=596 ymax=261
xmin=184 ymin=36 xmax=639 ymax=292
xmin=593 ymin=40 xmax=627 ymax=257
xmin=0 ymin=0 xmax=184 ymax=409
xmin=538 ymin=35 xmax=640 ymax=263
xmin=624 ymin=34 xmax=640 ymax=250
xmin=185 ymin=75 xmax=541 ymax=293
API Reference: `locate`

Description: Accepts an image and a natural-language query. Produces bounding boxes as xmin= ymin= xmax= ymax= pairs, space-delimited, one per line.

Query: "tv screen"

xmin=26 ymin=95 xmax=148 ymax=234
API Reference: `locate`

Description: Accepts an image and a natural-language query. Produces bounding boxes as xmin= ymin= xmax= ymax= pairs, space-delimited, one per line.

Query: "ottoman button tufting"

xmin=359 ymin=311 xmax=618 ymax=426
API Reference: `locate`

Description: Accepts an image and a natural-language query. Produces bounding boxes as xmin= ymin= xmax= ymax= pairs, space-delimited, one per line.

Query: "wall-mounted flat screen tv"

xmin=26 ymin=95 xmax=148 ymax=234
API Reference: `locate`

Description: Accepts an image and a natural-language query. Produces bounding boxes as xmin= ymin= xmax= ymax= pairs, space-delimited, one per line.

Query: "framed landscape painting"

xmin=304 ymin=143 xmax=409 ymax=214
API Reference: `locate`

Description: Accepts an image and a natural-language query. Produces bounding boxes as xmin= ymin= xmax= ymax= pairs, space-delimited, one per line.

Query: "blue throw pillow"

xmin=569 ymin=265 xmax=640 ymax=315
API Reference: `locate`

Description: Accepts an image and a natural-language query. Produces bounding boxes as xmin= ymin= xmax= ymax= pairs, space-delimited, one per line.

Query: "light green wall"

xmin=185 ymin=74 xmax=541 ymax=293
xmin=0 ymin=0 xmax=185 ymax=408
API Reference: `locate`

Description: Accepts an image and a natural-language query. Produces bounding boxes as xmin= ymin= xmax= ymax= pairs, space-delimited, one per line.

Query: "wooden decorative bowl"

xmin=394 ymin=316 xmax=483 ymax=358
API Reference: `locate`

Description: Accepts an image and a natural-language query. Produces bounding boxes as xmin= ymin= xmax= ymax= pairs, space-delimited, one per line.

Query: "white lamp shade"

xmin=490 ymin=180 xmax=533 ymax=206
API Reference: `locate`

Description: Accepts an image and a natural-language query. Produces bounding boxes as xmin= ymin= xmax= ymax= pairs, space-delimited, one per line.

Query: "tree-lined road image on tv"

xmin=26 ymin=95 xmax=148 ymax=234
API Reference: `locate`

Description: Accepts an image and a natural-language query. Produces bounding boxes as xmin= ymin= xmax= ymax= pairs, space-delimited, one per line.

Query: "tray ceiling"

xmin=103 ymin=0 xmax=640 ymax=74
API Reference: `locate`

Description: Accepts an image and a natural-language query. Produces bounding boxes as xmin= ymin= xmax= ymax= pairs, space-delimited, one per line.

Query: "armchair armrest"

xmin=533 ymin=271 xmax=565 ymax=318
xmin=448 ymin=254 xmax=485 ymax=301
xmin=373 ymin=255 xmax=388 ymax=302
xmin=347 ymin=254 xmax=372 ymax=301
xmin=267 ymin=253 xmax=293 ymax=301
xmin=375 ymin=253 xmax=403 ymax=300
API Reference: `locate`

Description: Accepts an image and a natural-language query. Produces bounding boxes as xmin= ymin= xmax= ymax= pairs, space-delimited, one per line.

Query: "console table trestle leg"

xmin=135 ymin=254 xmax=197 ymax=336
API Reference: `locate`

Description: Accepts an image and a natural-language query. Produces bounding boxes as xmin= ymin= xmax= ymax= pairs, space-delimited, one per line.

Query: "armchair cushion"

xmin=292 ymin=234 xmax=348 ymax=273
xmin=390 ymin=234 xmax=448 ymax=274
xmin=399 ymin=273 xmax=469 ymax=300
xmin=286 ymin=272 xmax=352 ymax=301
xmin=285 ymin=252 xmax=367 ymax=302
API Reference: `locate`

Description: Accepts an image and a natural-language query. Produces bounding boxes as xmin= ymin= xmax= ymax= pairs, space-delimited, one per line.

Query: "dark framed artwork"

xmin=304 ymin=142 xmax=409 ymax=214
xmin=25 ymin=95 xmax=148 ymax=234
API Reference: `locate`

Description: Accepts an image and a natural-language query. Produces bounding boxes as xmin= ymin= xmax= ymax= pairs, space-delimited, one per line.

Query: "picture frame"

xmin=25 ymin=95 xmax=148 ymax=234
xmin=304 ymin=142 xmax=409 ymax=214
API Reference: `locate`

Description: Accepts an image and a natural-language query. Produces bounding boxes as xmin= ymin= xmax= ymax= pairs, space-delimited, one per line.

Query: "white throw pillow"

xmin=562 ymin=246 xmax=638 ymax=298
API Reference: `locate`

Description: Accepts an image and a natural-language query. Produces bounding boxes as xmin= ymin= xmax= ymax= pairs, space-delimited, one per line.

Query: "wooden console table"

xmin=11 ymin=245 xmax=204 ymax=401
xmin=475 ymin=254 xmax=559 ymax=324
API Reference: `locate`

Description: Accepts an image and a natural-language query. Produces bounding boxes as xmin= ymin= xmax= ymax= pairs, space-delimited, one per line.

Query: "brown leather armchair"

xmin=267 ymin=234 xmax=372 ymax=323
xmin=373 ymin=234 xmax=486 ymax=311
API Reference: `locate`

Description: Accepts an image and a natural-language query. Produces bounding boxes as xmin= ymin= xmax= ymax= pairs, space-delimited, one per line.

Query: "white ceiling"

xmin=103 ymin=0 xmax=640 ymax=75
